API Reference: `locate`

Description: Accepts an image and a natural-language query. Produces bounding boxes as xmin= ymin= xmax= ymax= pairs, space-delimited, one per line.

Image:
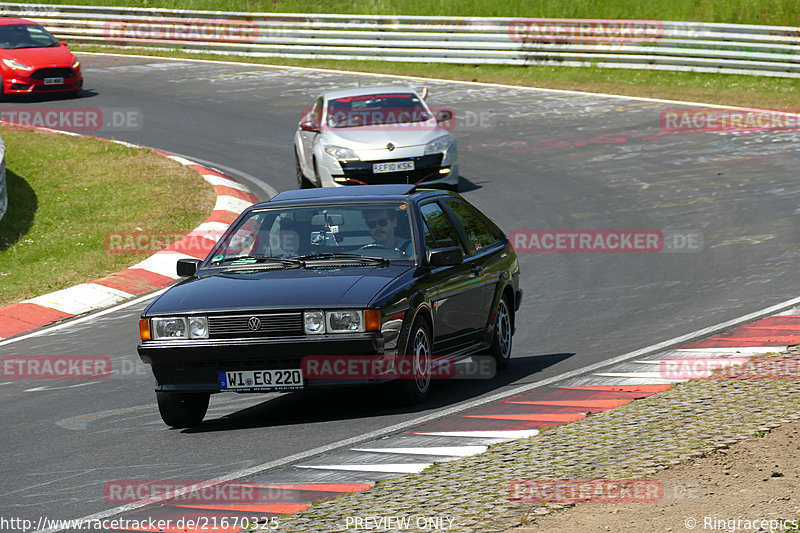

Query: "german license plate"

xmin=218 ymin=369 xmax=303 ymax=391
xmin=44 ymin=77 xmax=64 ymax=85
xmin=373 ymin=161 xmax=414 ymax=173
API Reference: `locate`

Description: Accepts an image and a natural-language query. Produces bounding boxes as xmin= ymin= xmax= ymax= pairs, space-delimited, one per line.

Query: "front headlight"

xmin=304 ymin=311 xmax=326 ymax=334
xmin=151 ymin=317 xmax=208 ymax=339
xmin=324 ymin=145 xmax=360 ymax=162
xmin=327 ymin=310 xmax=364 ymax=333
xmin=188 ymin=316 xmax=209 ymax=339
xmin=151 ymin=317 xmax=188 ymax=339
xmin=2 ymin=58 xmax=33 ymax=71
xmin=71 ymin=58 xmax=80 ymax=69
xmin=424 ymin=135 xmax=452 ymax=155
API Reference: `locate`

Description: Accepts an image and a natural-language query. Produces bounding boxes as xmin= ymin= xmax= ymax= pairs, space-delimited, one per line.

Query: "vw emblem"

xmin=247 ymin=316 xmax=261 ymax=331
xmin=386 ymin=142 xmax=395 ymax=151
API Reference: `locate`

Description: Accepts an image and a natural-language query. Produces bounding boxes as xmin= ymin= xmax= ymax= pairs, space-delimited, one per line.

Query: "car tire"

xmin=156 ymin=391 xmax=209 ymax=428
xmin=295 ymin=151 xmax=312 ymax=189
xmin=395 ymin=315 xmax=433 ymax=404
xmin=489 ymin=295 xmax=513 ymax=370
xmin=312 ymin=157 xmax=322 ymax=188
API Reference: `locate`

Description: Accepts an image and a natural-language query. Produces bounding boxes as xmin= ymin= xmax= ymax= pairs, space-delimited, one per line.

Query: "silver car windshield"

xmin=209 ymin=203 xmax=416 ymax=263
xmin=326 ymin=93 xmax=431 ymax=128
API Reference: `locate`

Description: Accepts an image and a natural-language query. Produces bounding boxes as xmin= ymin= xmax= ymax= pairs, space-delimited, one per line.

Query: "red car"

xmin=0 ymin=18 xmax=83 ymax=96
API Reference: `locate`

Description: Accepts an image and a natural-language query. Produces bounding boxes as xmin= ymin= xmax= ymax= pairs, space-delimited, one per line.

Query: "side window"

xmin=419 ymin=202 xmax=465 ymax=253
xmin=422 ymin=220 xmax=437 ymax=252
xmin=445 ymin=200 xmax=502 ymax=254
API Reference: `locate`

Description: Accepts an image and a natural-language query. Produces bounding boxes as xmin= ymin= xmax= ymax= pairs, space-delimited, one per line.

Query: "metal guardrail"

xmin=1 ymin=3 xmax=799 ymax=77
xmin=0 ymin=135 xmax=6 ymax=223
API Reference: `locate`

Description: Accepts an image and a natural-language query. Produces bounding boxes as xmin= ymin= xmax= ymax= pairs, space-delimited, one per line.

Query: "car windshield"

xmin=0 ymin=24 xmax=60 ymax=49
xmin=207 ymin=203 xmax=416 ymax=265
xmin=326 ymin=93 xmax=431 ymax=128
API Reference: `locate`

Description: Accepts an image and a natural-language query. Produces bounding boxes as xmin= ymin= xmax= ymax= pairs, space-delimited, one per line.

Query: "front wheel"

xmin=395 ymin=316 xmax=433 ymax=404
xmin=156 ymin=391 xmax=209 ymax=428
xmin=489 ymin=296 xmax=513 ymax=370
xmin=295 ymin=152 xmax=312 ymax=189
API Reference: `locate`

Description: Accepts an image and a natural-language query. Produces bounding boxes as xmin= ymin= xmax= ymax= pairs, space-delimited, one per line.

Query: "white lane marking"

xmin=411 ymin=430 xmax=539 ymax=439
xmin=77 ymin=51 xmax=800 ymax=115
xmin=0 ymin=290 xmax=164 ymax=347
xmin=203 ymin=174 xmax=252 ymax=193
xmin=56 ymin=404 xmax=157 ymax=431
xmin=24 ymin=381 xmax=100 ymax=393
xmin=296 ymin=463 xmax=432 ymax=474
xmin=166 ymin=154 xmax=198 ymax=166
xmin=633 ymin=359 xmax=745 ymax=366
xmin=676 ymin=347 xmax=784 ymax=353
xmin=593 ymin=372 xmax=682 ymax=381
xmin=23 ymin=284 xmax=132 ymax=316
xmin=214 ymin=194 xmax=253 ymax=213
xmin=0 ymin=382 xmax=13 ymax=386
xmin=351 ymin=446 xmax=487 ymax=457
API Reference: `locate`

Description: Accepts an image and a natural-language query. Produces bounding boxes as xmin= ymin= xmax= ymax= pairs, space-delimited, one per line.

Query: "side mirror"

xmin=300 ymin=120 xmax=320 ymax=133
xmin=60 ymin=41 xmax=68 ymax=47
xmin=427 ymin=246 xmax=463 ymax=267
xmin=420 ymin=86 xmax=429 ymax=100
xmin=176 ymin=258 xmax=201 ymax=277
xmin=436 ymin=109 xmax=453 ymax=123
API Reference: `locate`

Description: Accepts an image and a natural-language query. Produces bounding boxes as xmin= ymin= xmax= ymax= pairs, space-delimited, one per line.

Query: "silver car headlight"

xmin=151 ymin=317 xmax=208 ymax=339
xmin=188 ymin=316 xmax=209 ymax=339
xmin=324 ymin=145 xmax=360 ymax=162
xmin=424 ymin=135 xmax=452 ymax=155
xmin=304 ymin=311 xmax=326 ymax=334
xmin=326 ymin=310 xmax=364 ymax=333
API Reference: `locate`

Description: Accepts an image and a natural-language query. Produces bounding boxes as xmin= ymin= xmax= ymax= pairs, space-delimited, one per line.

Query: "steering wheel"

xmin=358 ymin=243 xmax=390 ymax=250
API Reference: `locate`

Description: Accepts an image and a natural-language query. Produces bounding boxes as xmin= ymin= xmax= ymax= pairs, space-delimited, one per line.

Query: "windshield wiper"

xmin=209 ymin=255 xmax=303 ymax=267
xmin=296 ymin=252 xmax=389 ymax=265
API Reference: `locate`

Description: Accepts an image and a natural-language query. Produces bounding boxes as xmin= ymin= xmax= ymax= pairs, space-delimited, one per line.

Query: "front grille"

xmin=340 ymin=154 xmax=444 ymax=185
xmin=208 ymin=312 xmax=304 ymax=338
xmin=31 ymin=67 xmax=75 ymax=80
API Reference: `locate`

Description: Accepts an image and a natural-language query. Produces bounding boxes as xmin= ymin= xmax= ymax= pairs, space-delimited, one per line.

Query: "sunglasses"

xmin=366 ymin=218 xmax=390 ymax=229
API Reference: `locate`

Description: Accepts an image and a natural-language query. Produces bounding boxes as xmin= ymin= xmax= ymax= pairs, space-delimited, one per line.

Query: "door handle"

xmin=471 ymin=264 xmax=483 ymax=275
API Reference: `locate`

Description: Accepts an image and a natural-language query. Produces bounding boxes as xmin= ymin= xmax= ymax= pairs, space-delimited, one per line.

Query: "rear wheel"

xmin=490 ymin=296 xmax=513 ymax=370
xmin=156 ymin=391 xmax=209 ymax=428
xmin=295 ymin=152 xmax=312 ymax=189
xmin=395 ymin=316 xmax=432 ymax=404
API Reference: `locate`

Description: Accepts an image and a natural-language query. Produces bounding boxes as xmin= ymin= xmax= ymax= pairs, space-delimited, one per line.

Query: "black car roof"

xmin=254 ymin=185 xmax=449 ymax=209
xmin=270 ymin=184 xmax=416 ymax=202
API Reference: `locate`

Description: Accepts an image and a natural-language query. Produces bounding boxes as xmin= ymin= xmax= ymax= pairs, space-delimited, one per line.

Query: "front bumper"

xmin=2 ymin=68 xmax=83 ymax=94
xmin=138 ymin=333 xmax=390 ymax=393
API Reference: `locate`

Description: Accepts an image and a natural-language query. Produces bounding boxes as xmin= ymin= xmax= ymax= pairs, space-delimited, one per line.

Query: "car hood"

xmin=321 ymin=127 xmax=448 ymax=150
xmin=146 ymin=264 xmax=413 ymax=315
xmin=1 ymin=45 xmax=75 ymax=66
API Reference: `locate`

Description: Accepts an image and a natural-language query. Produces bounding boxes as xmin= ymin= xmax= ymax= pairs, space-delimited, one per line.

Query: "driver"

xmin=363 ymin=208 xmax=411 ymax=255
xmin=276 ymin=219 xmax=301 ymax=258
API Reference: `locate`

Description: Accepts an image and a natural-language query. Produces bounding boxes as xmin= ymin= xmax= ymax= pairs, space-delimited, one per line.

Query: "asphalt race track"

xmin=2 ymin=54 xmax=800 ymax=526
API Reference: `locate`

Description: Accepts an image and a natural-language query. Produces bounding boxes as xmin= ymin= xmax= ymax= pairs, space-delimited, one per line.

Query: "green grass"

xmin=0 ymin=126 xmax=216 ymax=307
xmin=74 ymin=44 xmax=800 ymax=110
xmin=25 ymin=0 xmax=800 ymax=26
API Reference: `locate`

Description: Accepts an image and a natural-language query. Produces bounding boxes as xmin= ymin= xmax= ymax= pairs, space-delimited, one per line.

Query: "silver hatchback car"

xmin=294 ymin=85 xmax=459 ymax=190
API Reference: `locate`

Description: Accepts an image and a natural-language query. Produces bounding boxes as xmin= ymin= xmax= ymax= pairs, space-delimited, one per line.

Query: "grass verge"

xmin=75 ymin=45 xmax=800 ymax=110
xmin=0 ymin=126 xmax=216 ymax=307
